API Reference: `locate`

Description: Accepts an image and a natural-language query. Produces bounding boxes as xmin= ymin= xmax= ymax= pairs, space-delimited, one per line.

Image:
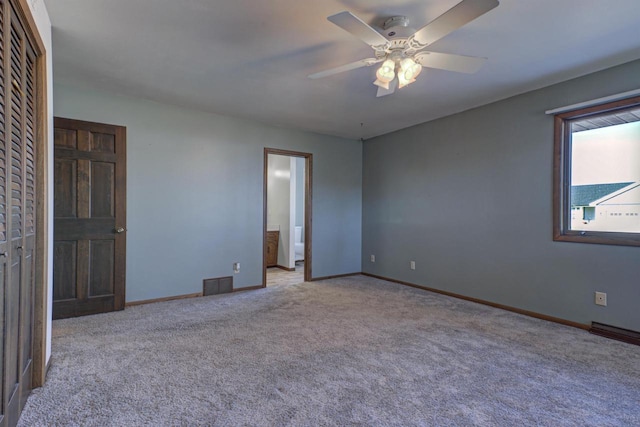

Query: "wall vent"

xmin=203 ymin=276 xmax=233 ymax=296
xmin=590 ymin=322 xmax=640 ymax=346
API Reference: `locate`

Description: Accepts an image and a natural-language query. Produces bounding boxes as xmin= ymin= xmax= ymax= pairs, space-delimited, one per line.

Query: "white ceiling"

xmin=43 ymin=0 xmax=640 ymax=140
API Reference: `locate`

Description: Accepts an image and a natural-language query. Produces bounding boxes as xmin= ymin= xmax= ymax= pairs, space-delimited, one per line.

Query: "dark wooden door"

xmin=53 ymin=118 xmax=126 ymax=320
xmin=0 ymin=1 xmax=39 ymax=425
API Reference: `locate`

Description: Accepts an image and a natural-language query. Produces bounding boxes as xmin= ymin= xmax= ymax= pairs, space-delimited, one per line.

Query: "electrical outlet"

xmin=595 ymin=291 xmax=607 ymax=306
xmin=370 ymin=255 xmax=375 ymax=262
xmin=233 ymin=262 xmax=240 ymax=274
xmin=410 ymin=261 xmax=416 ymax=270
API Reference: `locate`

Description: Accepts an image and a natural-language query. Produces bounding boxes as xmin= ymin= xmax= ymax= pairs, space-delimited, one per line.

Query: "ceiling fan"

xmin=308 ymin=0 xmax=499 ymax=97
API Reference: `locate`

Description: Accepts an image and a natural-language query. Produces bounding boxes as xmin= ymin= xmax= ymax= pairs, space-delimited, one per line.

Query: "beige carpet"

xmin=19 ymin=275 xmax=640 ymax=426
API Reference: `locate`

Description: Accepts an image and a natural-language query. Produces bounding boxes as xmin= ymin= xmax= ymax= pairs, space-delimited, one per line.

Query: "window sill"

xmin=553 ymin=231 xmax=640 ymax=247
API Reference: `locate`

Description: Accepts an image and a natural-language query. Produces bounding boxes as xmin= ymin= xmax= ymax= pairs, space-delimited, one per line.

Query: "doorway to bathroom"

xmin=263 ymin=148 xmax=312 ymax=287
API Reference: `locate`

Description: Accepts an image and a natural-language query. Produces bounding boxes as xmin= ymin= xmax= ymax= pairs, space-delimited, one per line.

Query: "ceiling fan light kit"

xmin=399 ymin=57 xmax=422 ymax=83
xmin=308 ymin=0 xmax=500 ymax=97
xmin=375 ymin=59 xmax=396 ymax=85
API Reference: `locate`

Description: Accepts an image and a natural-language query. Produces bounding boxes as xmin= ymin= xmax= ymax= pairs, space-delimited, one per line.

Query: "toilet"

xmin=294 ymin=226 xmax=304 ymax=261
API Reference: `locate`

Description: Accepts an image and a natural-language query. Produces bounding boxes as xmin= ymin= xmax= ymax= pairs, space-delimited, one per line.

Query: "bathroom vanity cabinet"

xmin=266 ymin=231 xmax=279 ymax=267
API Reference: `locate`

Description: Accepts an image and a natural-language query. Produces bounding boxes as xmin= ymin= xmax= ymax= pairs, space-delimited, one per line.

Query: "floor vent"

xmin=203 ymin=276 xmax=233 ymax=296
xmin=590 ymin=322 xmax=640 ymax=346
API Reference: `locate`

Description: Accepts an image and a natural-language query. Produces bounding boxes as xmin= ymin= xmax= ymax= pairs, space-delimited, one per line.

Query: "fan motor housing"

xmin=382 ymin=16 xmax=414 ymax=38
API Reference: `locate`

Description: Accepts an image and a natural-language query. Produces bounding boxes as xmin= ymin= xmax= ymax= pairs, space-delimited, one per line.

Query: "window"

xmin=553 ymin=95 xmax=640 ymax=246
xmin=583 ymin=206 xmax=596 ymax=221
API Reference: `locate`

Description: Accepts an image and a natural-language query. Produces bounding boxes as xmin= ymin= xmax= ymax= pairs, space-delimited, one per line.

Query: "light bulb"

xmin=400 ymin=58 xmax=422 ymax=81
xmin=406 ymin=63 xmax=422 ymax=80
xmin=398 ymin=72 xmax=415 ymax=89
xmin=400 ymin=58 xmax=415 ymax=71
xmin=376 ymin=59 xmax=396 ymax=83
xmin=380 ymin=59 xmax=395 ymax=74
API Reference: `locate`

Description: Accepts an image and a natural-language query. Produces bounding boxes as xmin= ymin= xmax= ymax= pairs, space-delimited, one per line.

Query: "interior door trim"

xmin=13 ymin=0 xmax=49 ymax=389
xmin=263 ymin=148 xmax=313 ymax=286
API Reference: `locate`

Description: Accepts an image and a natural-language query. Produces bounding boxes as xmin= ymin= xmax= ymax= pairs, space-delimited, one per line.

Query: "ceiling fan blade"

xmin=412 ymin=0 xmax=499 ymax=47
xmin=308 ymin=58 xmax=381 ymax=79
xmin=376 ymin=78 xmax=397 ymax=97
xmin=414 ymin=51 xmax=486 ymax=74
xmin=327 ymin=11 xmax=388 ymax=47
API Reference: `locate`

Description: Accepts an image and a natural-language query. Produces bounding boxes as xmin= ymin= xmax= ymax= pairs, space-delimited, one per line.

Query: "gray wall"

xmin=363 ymin=59 xmax=640 ymax=331
xmin=54 ymin=83 xmax=362 ymax=302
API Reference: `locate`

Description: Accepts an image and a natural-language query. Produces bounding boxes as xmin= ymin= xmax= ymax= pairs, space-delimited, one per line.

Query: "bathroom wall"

xmin=267 ymin=155 xmax=305 ymax=268
xmin=267 ymin=154 xmax=294 ymax=268
xmin=295 ymin=157 xmax=305 ymax=228
xmin=287 ymin=158 xmax=297 ymax=268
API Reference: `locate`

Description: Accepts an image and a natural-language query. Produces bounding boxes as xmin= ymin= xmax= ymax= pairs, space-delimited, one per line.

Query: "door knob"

xmin=115 ymin=227 xmax=126 ymax=234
